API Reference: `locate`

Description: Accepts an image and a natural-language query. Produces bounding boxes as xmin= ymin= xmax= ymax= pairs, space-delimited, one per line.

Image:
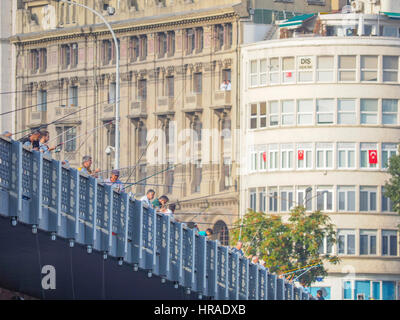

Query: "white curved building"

xmin=239 ymin=10 xmax=400 ymax=300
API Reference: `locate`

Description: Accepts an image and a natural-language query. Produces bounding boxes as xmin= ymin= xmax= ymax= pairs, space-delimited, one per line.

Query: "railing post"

xmin=223 ymin=246 xmax=229 ymax=300
xmin=123 ymin=192 xmax=129 ymax=261
xmin=73 ymin=169 xmax=80 ymax=239
xmin=55 ymin=161 xmax=62 ymax=233
xmin=106 ymin=185 xmax=113 ymax=252
xmin=91 ymin=176 xmax=98 ymax=246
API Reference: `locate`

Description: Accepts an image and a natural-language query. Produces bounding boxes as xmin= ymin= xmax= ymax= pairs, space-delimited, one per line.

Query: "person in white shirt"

xmin=220 ymin=80 xmax=227 ymax=91
xmin=140 ymin=189 xmax=155 ymax=209
xmin=104 ymin=169 xmax=123 ymax=192
xmin=226 ymin=80 xmax=232 ymax=91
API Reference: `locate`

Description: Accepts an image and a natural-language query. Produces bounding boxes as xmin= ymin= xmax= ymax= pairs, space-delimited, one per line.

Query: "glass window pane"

xmin=339 ymin=192 xmax=345 ymax=210
xmin=361 ymin=71 xmax=377 ymax=81
xmin=382 ymin=235 xmax=388 ymax=255
xmin=348 ymin=191 xmax=355 ymax=211
xmin=360 ymin=191 xmax=368 ymax=211
xmin=339 ymin=56 xmax=356 ymax=69
xmin=370 ymin=236 xmax=376 ymax=254
xmin=383 ymin=71 xmax=398 ymax=82
xmin=390 ymin=236 xmax=397 ymax=256
xmin=361 ymin=56 xmax=377 ymax=69
xmin=338 ymin=151 xmax=346 ymax=167
xmin=370 ymin=192 xmax=376 ymax=211
xmin=383 ymin=56 xmax=398 ymax=70
xmin=348 ymin=151 xmax=355 ymax=167
xmin=383 ymin=99 xmax=398 ymax=112
xmin=361 ymin=114 xmax=377 ymax=124
xmin=339 ymin=71 xmax=356 ymax=81
xmin=283 ymin=57 xmax=294 ymax=70
xmin=338 ymin=113 xmax=356 ymax=124
xmin=361 ymin=99 xmax=378 ymax=111
xmin=348 ymin=235 xmax=355 ymax=254
xmin=318 ymin=56 xmax=333 ymax=69
xmin=360 ymin=235 xmax=368 ymax=254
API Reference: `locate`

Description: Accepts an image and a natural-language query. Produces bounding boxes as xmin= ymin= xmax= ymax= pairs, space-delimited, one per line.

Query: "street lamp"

xmin=54 ymin=0 xmax=120 ymax=169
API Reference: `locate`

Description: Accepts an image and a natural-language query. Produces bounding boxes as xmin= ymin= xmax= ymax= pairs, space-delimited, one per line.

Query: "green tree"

xmin=230 ymin=206 xmax=339 ymax=287
xmin=384 ymin=148 xmax=400 ymax=215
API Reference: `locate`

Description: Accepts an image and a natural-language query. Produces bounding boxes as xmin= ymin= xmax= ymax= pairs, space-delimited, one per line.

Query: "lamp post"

xmin=55 ymin=0 xmax=120 ymax=169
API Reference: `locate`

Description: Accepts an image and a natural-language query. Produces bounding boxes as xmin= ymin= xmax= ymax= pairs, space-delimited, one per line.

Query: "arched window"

xmin=214 ymin=220 xmax=229 ymax=246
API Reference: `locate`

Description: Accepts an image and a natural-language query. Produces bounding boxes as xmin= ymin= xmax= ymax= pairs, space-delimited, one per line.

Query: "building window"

xmin=316 ymin=99 xmax=334 ymax=124
xmin=139 ymin=35 xmax=147 ymax=59
xmin=281 ymin=144 xmax=293 ymax=170
xmin=106 ymin=122 xmax=115 ymax=148
xmin=31 ymin=48 xmax=47 ymax=73
xmin=317 ymin=56 xmax=334 ymax=82
xmin=297 ymin=99 xmax=313 ymax=125
xmin=268 ymin=188 xmax=278 ymax=212
xmin=56 ymin=126 xmax=76 ymax=152
xmin=338 ymin=55 xmax=356 ymax=81
xmin=360 ymin=56 xmax=378 ymax=82
xmin=338 ymin=99 xmax=356 ymax=124
xmin=30 ymin=49 xmax=39 ymax=73
xmin=382 ymin=230 xmax=398 ymax=256
xmin=167 ymin=31 xmax=175 ymax=55
xmin=382 ymin=99 xmax=398 ymax=125
xmin=360 ymin=230 xmax=377 ymax=255
xmin=259 ymin=102 xmax=267 ymax=128
xmin=225 ymin=23 xmax=232 ymax=48
xmin=129 ymin=36 xmax=139 ymax=61
xmin=250 ymin=104 xmax=258 ymax=129
xmin=195 ymin=28 xmax=203 ymax=52
xmin=166 ymin=76 xmax=174 ymax=97
xmin=215 ymin=24 xmax=224 ymax=50
xmin=318 ymin=237 xmax=334 ymax=255
xmin=337 ymin=143 xmax=356 ymax=169
xmin=297 ymin=144 xmax=312 ymax=169
xmin=250 ymin=60 xmax=258 ymax=87
xmin=297 ymin=187 xmax=312 ymax=211
xmin=269 ymin=58 xmax=279 ymax=84
xmin=102 ymin=40 xmax=113 ymax=65
xmin=281 ymin=100 xmax=295 ymax=125
xmin=382 ymin=143 xmax=397 ymax=169
xmin=269 ymin=101 xmax=279 ymax=126
xmin=260 ymin=59 xmax=267 ymax=85
xmin=193 ymin=160 xmax=202 ymax=193
xmin=337 ymin=229 xmax=356 ymax=255
xmin=383 ymin=56 xmax=398 ymax=82
xmin=316 ymin=143 xmax=333 ymax=169
xmin=186 ymin=29 xmax=195 ymax=54
xmin=108 ymin=82 xmax=116 ymax=104
xmin=316 ymin=187 xmax=333 ymax=212
xmin=158 ymin=32 xmax=167 ymax=57
xmin=214 ymin=220 xmax=230 ymax=246
xmin=259 ymin=188 xmax=266 ymax=212
xmin=280 ymin=189 xmax=294 ymax=212
xmin=282 ymin=57 xmax=295 ymax=83
xmin=268 ymin=145 xmax=279 ymax=170
xmin=250 ymin=151 xmax=258 ymax=172
xmin=360 ymin=99 xmax=378 ymax=124
xmin=337 ymin=186 xmax=356 ymax=212
xmin=138 ymin=79 xmax=147 ymax=101
xmin=298 ymin=56 xmax=313 ymax=83
xmin=193 ymin=72 xmax=202 ymax=94
xmin=249 ymin=189 xmax=257 ymax=211
xmin=360 ymin=186 xmax=377 ymax=212
xmin=68 ymin=86 xmax=78 ymax=107
xmin=360 ymin=143 xmax=378 ymax=169
xmin=382 ymin=187 xmax=395 ymax=212
xmin=37 ymin=90 xmax=47 ymax=112
xmin=259 ymin=151 xmax=267 ymax=171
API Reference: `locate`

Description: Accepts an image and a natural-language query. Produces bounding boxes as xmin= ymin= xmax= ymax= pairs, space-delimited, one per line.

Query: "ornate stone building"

xmin=10 ymin=0 xmax=338 ymax=244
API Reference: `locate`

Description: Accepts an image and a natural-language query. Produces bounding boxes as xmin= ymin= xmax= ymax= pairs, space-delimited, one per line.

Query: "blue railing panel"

xmin=0 ymin=138 xmax=11 ymax=190
xmin=238 ymin=257 xmax=249 ymax=300
xmin=267 ymin=273 xmax=277 ymax=300
xmin=206 ymin=240 xmax=217 ymax=298
xmin=228 ymin=251 xmax=239 ymax=299
xmin=258 ymin=268 xmax=267 ymax=300
xmin=194 ymin=234 xmax=206 ymax=295
xmin=182 ymin=227 xmax=195 ymax=289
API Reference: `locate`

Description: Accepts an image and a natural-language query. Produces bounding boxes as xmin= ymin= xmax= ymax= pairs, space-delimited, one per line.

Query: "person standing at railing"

xmin=153 ymin=195 xmax=169 ymax=212
xmin=1 ymin=131 xmax=12 ymax=138
xmin=78 ymin=155 xmax=100 ymax=178
xmin=231 ymin=241 xmax=244 ymax=257
xmin=140 ymin=189 xmax=155 ymax=209
xmin=104 ymin=169 xmax=123 ymax=192
xmin=39 ymin=130 xmax=56 ymax=157
xmin=198 ymin=228 xmax=213 ymax=237
xmin=20 ymin=130 xmax=41 ymax=151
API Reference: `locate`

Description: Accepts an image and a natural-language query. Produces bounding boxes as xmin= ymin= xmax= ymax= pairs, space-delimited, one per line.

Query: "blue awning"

xmin=279 ymin=13 xmax=316 ymax=28
xmin=382 ymin=12 xmax=400 ymax=19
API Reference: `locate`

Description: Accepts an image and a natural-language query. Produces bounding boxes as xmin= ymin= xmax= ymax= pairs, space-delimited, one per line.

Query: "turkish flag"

xmin=298 ymin=150 xmax=304 ymax=160
xmin=369 ymin=150 xmax=377 ymax=164
xmin=286 ymin=72 xmax=292 ymax=78
xmin=262 ymin=152 xmax=267 ymax=162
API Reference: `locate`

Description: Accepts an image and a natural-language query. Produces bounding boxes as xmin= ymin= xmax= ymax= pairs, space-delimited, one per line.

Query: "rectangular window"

xmin=68 ymin=86 xmax=78 ymax=107
xmin=298 ymin=56 xmax=313 ymax=83
xmin=383 ymin=56 xmax=398 ymax=82
xmin=140 ymin=35 xmax=147 ymax=59
xmin=297 ymin=99 xmax=313 ymax=125
xmin=129 ymin=36 xmax=139 ymax=61
xmin=317 ymin=99 xmax=334 ymax=124
xmin=281 ymin=100 xmax=295 ymax=125
xmin=316 ymin=187 xmax=333 ymax=212
xmin=167 ymin=31 xmax=175 ymax=55
xmin=338 ymin=99 xmax=356 ymax=124
xmin=318 ymin=236 xmax=334 ymax=255
xmin=193 ymin=73 xmax=202 ymax=93
xmin=382 ymin=143 xmax=397 ymax=169
xmin=382 ymin=99 xmax=398 ymax=125
xmin=297 ymin=144 xmax=313 ymax=169
xmin=249 ymin=189 xmax=257 ymax=211
xmin=382 ymin=187 xmax=394 ymax=212
xmin=268 ymin=188 xmax=278 ymax=212
xmin=297 ymin=187 xmax=312 ymax=211
xmin=31 ymin=49 xmax=39 ymax=73
xmin=282 ymin=57 xmax=295 ymax=83
xmin=338 ymin=186 xmax=356 ymax=212
xmin=268 ymin=144 xmax=279 ymax=170
xmin=259 ymin=102 xmax=267 ymax=128
xmin=138 ymin=79 xmax=146 ymax=101
xmin=64 ymin=126 xmax=76 ymax=152
xmin=195 ymin=28 xmax=203 ymax=52
xmin=316 ymin=143 xmax=333 ymax=169
xmin=166 ymin=76 xmax=174 ymax=97
xmin=317 ymin=56 xmax=334 ymax=82
xmin=37 ymin=90 xmax=47 ymax=112
xmin=337 ymin=229 xmax=356 ymax=255
xmin=269 ymin=101 xmax=279 ymax=126
xmin=250 ymin=151 xmax=258 ymax=172
xmin=70 ymin=43 xmax=78 ymax=68
xmin=187 ymin=28 xmax=195 ymax=54
xmin=250 ymin=104 xmax=258 ymax=129
xmin=361 ymin=55 xmax=378 ymax=82
xmin=382 ymin=230 xmax=398 ymax=256
xmin=215 ymin=24 xmax=224 ymax=50
xmin=360 ymin=230 xmax=377 ymax=255
xmin=269 ymin=58 xmax=279 ymax=84
xmin=259 ymin=151 xmax=267 ymax=171
xmin=360 ymin=186 xmax=377 ymax=211
xmin=259 ymin=188 xmax=266 ymax=212
xmin=108 ymin=82 xmax=116 ymax=104
xmin=158 ymin=32 xmax=167 ymax=57
xmin=250 ymin=60 xmax=258 ymax=87
xmin=360 ymin=143 xmax=378 ymax=169
xmin=337 ymin=143 xmax=356 ymax=169
xmin=280 ymin=189 xmax=294 ymax=212
xmin=281 ymin=144 xmax=294 ymax=170
xmin=360 ymin=99 xmax=378 ymax=124
xmin=339 ymin=55 xmax=356 ymax=81
xmin=260 ymin=59 xmax=267 ymax=85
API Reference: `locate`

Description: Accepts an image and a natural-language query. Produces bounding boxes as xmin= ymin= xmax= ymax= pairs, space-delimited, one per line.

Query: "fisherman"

xmin=21 ymin=130 xmax=41 ymax=151
xmin=104 ymin=169 xmax=123 ymax=192
xmin=78 ymin=155 xmax=100 ymax=178
xmin=231 ymin=241 xmax=244 ymax=257
xmin=153 ymin=195 xmax=169 ymax=212
xmin=39 ymin=130 xmax=56 ymax=157
xmin=199 ymin=228 xmax=213 ymax=237
xmin=140 ymin=189 xmax=155 ymax=209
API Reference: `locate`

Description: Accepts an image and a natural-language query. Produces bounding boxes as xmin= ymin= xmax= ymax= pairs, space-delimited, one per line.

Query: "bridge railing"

xmin=0 ymin=137 xmax=314 ymax=300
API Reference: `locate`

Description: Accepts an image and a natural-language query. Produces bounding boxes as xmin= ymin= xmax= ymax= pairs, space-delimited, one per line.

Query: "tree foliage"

xmin=230 ymin=206 xmax=339 ymax=287
xmin=384 ymin=148 xmax=400 ymax=216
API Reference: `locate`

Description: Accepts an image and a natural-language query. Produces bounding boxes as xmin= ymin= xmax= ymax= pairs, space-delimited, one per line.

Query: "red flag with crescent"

xmin=262 ymin=152 xmax=267 ymax=162
xmin=298 ymin=150 xmax=304 ymax=160
xmin=369 ymin=150 xmax=377 ymax=164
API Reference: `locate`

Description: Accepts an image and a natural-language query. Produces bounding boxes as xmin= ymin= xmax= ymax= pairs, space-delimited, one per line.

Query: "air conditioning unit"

xmin=351 ymin=0 xmax=364 ymax=12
